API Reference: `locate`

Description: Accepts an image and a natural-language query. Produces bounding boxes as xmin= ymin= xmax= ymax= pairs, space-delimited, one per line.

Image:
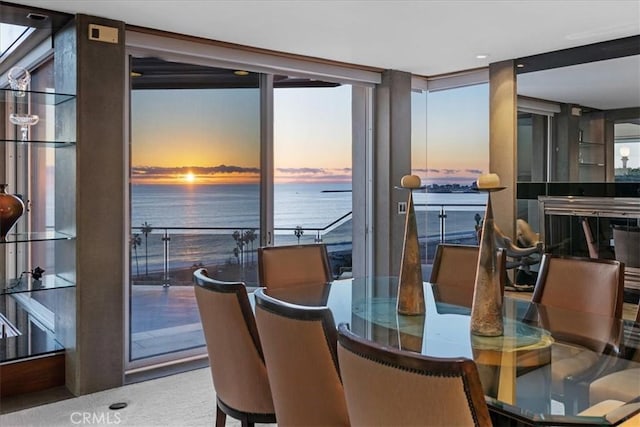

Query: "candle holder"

xmin=396 ymin=175 xmax=426 ymax=316
xmin=470 ymin=185 xmax=506 ymax=336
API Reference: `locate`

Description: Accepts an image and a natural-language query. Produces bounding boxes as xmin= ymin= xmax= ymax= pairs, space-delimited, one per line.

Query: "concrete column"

xmin=57 ymin=14 xmax=126 ymax=395
xmin=489 ymin=60 xmax=517 ymax=238
xmin=373 ymin=70 xmax=412 ymax=280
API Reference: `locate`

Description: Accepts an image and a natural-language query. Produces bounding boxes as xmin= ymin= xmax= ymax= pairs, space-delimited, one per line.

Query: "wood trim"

xmin=0 ymin=353 xmax=65 ymax=397
xmin=126 ymin=25 xmax=383 ymax=73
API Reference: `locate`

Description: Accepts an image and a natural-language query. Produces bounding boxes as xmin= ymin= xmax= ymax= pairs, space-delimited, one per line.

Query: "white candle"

xmin=477 ymin=173 xmax=500 ymax=189
xmin=401 ymin=175 xmax=421 ymax=189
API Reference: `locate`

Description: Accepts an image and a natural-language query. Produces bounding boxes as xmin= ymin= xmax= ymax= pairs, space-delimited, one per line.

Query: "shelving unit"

xmin=578 ymin=141 xmax=605 ymax=167
xmin=577 ymin=111 xmax=610 ymax=182
xmin=1 ymin=86 xmax=76 ymax=393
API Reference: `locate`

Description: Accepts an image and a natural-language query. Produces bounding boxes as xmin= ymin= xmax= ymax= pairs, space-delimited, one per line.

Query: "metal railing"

xmin=129 ymin=202 xmax=486 ymax=287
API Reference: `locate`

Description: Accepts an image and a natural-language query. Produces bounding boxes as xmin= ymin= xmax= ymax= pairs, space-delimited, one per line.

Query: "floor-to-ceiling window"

xmin=273 ymin=81 xmax=353 ymax=278
xmin=128 ymin=58 xmax=261 ymax=362
xmin=123 ymin=33 xmax=377 ymax=367
xmin=411 ymin=81 xmax=489 ymax=274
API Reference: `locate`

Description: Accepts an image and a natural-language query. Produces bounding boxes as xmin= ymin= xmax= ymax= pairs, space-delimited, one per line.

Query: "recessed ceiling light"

xmin=475 ymin=54 xmax=489 ymax=59
xmin=234 ymin=70 xmax=249 ymax=76
xmin=516 ymin=64 xmax=525 ymax=68
xmin=130 ymin=71 xmax=142 ymax=77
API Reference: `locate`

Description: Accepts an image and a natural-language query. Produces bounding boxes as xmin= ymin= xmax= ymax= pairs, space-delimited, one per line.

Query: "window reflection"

xmin=273 ymin=83 xmax=353 ymax=279
xmin=615 ymin=121 xmax=640 ymax=181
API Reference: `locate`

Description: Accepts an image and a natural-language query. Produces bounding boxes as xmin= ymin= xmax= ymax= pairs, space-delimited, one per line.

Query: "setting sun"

xmin=184 ymin=172 xmax=196 ymax=183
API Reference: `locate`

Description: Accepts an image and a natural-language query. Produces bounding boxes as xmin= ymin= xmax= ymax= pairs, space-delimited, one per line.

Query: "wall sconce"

xmin=620 ymin=146 xmax=631 ymax=169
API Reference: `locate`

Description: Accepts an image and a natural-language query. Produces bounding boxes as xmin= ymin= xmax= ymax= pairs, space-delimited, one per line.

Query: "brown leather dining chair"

xmin=193 ymin=269 xmax=276 ymax=427
xmin=612 ymin=225 xmax=640 ymax=293
xmin=529 ymin=254 xmax=625 ymax=404
xmin=337 ymin=323 xmax=493 ymax=427
xmin=430 ymin=244 xmax=506 ymax=310
xmin=257 ymin=243 xmax=332 ymax=289
xmin=429 ymin=243 xmax=479 ymax=308
xmin=253 ymin=287 xmax=350 ymax=427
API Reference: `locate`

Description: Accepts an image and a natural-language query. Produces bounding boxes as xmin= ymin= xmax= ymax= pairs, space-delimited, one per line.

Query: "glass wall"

xmin=615 ymin=121 xmax=640 ymax=181
xmin=129 ymin=59 xmax=261 ymax=361
xmin=127 ymin=57 xmax=362 ymax=365
xmin=411 ymin=84 xmax=489 ymax=275
xmin=273 ymin=82 xmax=353 ymax=278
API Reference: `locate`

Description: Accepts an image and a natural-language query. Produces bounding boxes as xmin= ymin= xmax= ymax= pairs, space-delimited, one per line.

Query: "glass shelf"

xmin=0 ymin=230 xmax=75 ymax=243
xmin=1 ymin=88 xmax=75 ymax=106
xmin=3 ymin=88 xmax=77 ymax=145
xmin=579 ymin=162 xmax=605 ymax=166
xmin=578 ymin=141 xmax=604 ymax=146
xmin=1 ymin=274 xmax=75 ymax=296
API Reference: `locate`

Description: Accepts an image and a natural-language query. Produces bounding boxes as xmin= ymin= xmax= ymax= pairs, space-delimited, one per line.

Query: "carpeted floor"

xmin=0 ymin=368 xmax=274 ymax=427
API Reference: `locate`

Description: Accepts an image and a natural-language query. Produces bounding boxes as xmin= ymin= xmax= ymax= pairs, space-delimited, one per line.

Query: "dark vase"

xmin=0 ymin=184 xmax=25 ymax=241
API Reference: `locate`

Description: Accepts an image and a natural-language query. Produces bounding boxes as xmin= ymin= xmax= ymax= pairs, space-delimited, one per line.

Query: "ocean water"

xmin=132 ymin=182 xmax=353 ymax=229
xmin=130 ymin=183 xmax=487 ymax=275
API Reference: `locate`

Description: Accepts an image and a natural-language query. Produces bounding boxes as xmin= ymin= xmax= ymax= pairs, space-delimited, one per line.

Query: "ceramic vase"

xmin=0 ymin=184 xmax=25 ymax=240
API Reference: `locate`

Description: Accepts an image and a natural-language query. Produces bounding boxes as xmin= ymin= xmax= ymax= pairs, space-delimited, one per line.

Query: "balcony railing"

xmin=128 ymin=202 xmax=486 ymax=359
xmin=129 ymin=202 xmax=486 ymax=287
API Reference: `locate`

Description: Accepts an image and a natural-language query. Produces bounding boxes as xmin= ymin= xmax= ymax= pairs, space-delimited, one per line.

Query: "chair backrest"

xmin=430 ymin=244 xmax=506 ymax=308
xmin=193 ymin=269 xmax=275 ymax=417
xmin=532 ymin=254 xmax=624 ymax=318
xmin=613 ymin=225 xmax=640 ymax=268
xmin=258 ymin=243 xmax=332 ymax=289
xmin=531 ymin=255 xmax=624 ymax=352
xmin=430 ymin=244 xmax=479 ymax=308
xmin=336 ymin=323 xmax=492 ymax=427
xmin=253 ymin=288 xmax=349 ymax=427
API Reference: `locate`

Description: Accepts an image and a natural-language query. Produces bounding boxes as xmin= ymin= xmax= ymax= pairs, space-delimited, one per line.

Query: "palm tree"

xmin=243 ymin=229 xmax=257 ymax=264
xmin=141 ymin=221 xmax=153 ymax=276
xmin=232 ymin=230 xmax=244 ymax=266
xmin=131 ymin=233 xmax=142 ymax=277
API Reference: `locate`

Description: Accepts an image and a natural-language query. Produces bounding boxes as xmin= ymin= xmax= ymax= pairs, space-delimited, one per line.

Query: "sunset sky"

xmin=131 ymin=83 xmax=488 ymax=185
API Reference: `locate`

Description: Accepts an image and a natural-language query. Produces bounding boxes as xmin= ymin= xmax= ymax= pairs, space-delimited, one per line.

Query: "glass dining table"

xmin=257 ymin=277 xmax=640 ymax=426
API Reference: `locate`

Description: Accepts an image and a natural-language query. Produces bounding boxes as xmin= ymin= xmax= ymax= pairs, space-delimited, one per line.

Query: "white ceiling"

xmin=7 ymin=0 xmax=640 ymax=76
xmin=6 ymin=0 xmax=640 ymax=110
xmin=518 ymin=55 xmax=640 ymax=110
